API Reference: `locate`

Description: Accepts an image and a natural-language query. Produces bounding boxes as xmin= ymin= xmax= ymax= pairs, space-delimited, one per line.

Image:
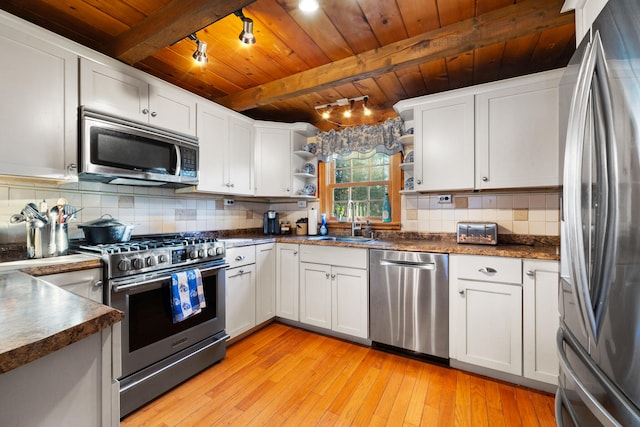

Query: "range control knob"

xmin=158 ymin=254 xmax=168 ymax=264
xmin=132 ymin=258 xmax=145 ymax=269
xmin=216 ymin=246 xmax=224 ymax=255
xmin=118 ymin=259 xmax=131 ymax=272
xmin=207 ymin=248 xmax=215 ymax=257
xmin=146 ymin=256 xmax=157 ymax=267
xmin=198 ymin=248 xmax=206 ymax=258
xmin=189 ymin=249 xmax=198 ymax=259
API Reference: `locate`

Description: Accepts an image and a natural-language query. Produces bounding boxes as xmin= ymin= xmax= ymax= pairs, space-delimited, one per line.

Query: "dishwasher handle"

xmin=380 ymin=259 xmax=436 ymax=270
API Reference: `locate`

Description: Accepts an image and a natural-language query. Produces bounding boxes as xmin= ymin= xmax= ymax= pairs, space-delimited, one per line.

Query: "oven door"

xmin=110 ymin=262 xmax=226 ymax=378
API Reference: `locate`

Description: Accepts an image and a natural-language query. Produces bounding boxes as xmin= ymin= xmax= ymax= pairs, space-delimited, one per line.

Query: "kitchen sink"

xmin=308 ymin=236 xmax=378 ymax=243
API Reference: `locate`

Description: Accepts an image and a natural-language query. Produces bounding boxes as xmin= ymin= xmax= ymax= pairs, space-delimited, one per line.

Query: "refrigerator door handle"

xmin=557 ymin=327 xmax=623 ymax=427
xmin=563 ymin=35 xmax=599 ymax=343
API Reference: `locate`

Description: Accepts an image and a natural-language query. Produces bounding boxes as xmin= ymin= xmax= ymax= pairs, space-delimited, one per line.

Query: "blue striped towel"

xmin=171 ymin=269 xmax=206 ymax=323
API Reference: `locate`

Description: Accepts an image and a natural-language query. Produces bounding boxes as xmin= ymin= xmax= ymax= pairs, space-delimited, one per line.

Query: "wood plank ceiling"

xmin=0 ymin=0 xmax=575 ymax=131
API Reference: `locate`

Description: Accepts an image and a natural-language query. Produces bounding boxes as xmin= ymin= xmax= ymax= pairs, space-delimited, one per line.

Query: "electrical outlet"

xmin=223 ymin=198 xmax=234 ymax=206
xmin=438 ymin=194 xmax=452 ymax=204
xmin=297 ymin=200 xmax=307 ymax=208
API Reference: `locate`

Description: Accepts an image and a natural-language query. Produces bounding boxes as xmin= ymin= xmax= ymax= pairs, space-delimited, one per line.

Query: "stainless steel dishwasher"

xmin=370 ymin=249 xmax=449 ymax=362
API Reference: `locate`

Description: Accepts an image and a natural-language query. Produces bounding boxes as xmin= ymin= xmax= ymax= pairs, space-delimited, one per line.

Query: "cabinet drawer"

xmin=226 ymin=245 xmax=256 ymax=268
xmin=456 ymin=255 xmax=522 ymax=284
xmin=299 ymin=245 xmax=368 ymax=269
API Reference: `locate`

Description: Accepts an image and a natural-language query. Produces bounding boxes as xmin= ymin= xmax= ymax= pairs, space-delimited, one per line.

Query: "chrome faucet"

xmin=347 ymin=200 xmax=361 ymax=236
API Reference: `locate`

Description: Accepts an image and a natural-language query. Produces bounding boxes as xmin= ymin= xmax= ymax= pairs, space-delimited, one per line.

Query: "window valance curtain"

xmin=315 ymin=117 xmax=404 ymax=161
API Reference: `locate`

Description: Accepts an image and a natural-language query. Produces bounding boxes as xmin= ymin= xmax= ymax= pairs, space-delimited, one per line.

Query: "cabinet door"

xmin=256 ymin=243 xmax=276 ymax=324
xmin=225 ymin=265 xmax=256 ymax=339
xmin=80 ymin=58 xmax=148 ymax=122
xmin=39 ymin=268 xmax=103 ymax=303
xmin=454 ymin=279 xmax=522 ymax=375
xmin=0 ymin=28 xmax=78 ymax=179
xmin=475 ymin=73 xmax=561 ymax=189
xmin=300 ymin=262 xmax=332 ymax=329
xmin=523 ymin=260 xmax=560 ymax=384
xmin=228 ymin=116 xmax=255 ymax=195
xmin=276 ymin=243 xmax=299 ymax=321
xmin=148 ymin=83 xmax=197 ymax=136
xmin=254 ymin=127 xmax=293 ymax=197
xmin=196 ymin=103 xmax=230 ymax=193
xmin=414 ymin=94 xmax=475 ymax=191
xmin=332 ymin=266 xmax=368 ymax=339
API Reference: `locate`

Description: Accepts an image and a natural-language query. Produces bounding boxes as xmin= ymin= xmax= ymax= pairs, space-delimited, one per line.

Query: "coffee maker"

xmin=263 ymin=210 xmax=280 ymax=235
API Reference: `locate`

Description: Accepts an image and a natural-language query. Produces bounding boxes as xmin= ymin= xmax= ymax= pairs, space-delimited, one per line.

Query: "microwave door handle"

xmin=564 ymin=36 xmax=599 ymax=343
xmin=173 ymin=145 xmax=182 ymax=176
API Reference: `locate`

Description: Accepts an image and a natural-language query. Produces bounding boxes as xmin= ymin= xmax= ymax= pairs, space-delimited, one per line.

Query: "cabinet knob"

xmin=416 ymin=179 xmax=422 ymax=185
xmin=526 ymin=270 xmax=535 ymax=277
xmin=478 ymin=267 xmax=497 ymax=274
xmin=94 ymin=280 xmax=103 ymax=288
xmin=142 ymin=108 xmax=149 ymax=115
xmin=459 ymin=289 xmax=465 ymax=295
xmin=230 ymin=183 xmax=235 ymax=188
xmin=482 ymin=176 xmax=489 ymax=182
xmin=238 ymin=269 xmax=245 ymax=275
xmin=235 ymin=255 xmax=245 ymax=261
xmin=293 ymin=251 xmax=298 ymax=255
xmin=151 ymin=111 xmax=157 ymax=117
xmin=331 ymin=274 xmax=336 ymax=279
xmin=325 ymin=273 xmax=330 ymax=279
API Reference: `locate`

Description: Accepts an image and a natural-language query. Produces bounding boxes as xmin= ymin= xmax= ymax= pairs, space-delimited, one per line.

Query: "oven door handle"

xmin=112 ymin=264 xmax=228 ymax=293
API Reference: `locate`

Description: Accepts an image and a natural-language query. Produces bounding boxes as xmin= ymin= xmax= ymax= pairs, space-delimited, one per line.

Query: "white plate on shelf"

xmin=404 ymin=151 xmax=414 ymax=163
xmin=404 ymin=177 xmax=414 ymax=190
xmin=299 ymin=183 xmax=316 ymax=196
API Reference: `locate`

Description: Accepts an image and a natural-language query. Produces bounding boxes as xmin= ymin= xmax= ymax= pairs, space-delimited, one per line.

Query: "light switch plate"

xmin=297 ymin=200 xmax=307 ymax=208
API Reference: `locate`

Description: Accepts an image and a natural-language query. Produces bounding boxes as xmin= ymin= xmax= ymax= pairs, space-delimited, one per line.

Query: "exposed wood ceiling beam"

xmin=216 ymin=0 xmax=573 ymax=112
xmin=111 ymin=0 xmax=255 ymax=64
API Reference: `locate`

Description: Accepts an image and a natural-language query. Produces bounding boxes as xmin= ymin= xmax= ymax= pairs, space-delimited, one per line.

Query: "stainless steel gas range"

xmin=75 ymin=236 xmax=228 ymax=418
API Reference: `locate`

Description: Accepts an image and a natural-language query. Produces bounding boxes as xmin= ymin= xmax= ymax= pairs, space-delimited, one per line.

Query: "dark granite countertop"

xmin=219 ymin=232 xmax=560 ymax=261
xmin=0 ymin=270 xmax=123 ymax=374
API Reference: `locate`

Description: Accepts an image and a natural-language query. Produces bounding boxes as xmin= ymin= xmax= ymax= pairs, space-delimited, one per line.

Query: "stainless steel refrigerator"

xmin=557 ymin=0 xmax=640 ymax=425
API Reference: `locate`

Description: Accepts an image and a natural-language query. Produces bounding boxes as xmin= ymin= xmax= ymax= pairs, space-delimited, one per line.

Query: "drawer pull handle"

xmin=479 ymin=267 xmax=497 ymax=274
xmin=526 ymin=270 xmax=535 ymax=277
xmin=235 ymin=255 xmax=245 ymax=261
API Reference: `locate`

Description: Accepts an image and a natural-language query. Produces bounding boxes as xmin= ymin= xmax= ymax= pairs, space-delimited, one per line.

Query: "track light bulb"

xmin=239 ymin=18 xmax=256 ymax=45
xmin=299 ymin=0 xmax=319 ymax=12
xmin=193 ymin=41 xmax=208 ymax=63
xmin=322 ymin=109 xmax=331 ymax=119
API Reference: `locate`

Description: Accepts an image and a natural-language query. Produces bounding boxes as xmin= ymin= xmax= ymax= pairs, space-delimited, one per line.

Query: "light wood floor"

xmin=121 ymin=323 xmax=556 ymax=426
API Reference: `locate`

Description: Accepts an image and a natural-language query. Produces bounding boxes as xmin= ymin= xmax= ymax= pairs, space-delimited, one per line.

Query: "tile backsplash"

xmin=0 ymin=177 xmax=560 ymax=244
xmin=401 ymin=191 xmax=561 ymax=235
xmin=0 ymin=179 xmax=268 ymax=244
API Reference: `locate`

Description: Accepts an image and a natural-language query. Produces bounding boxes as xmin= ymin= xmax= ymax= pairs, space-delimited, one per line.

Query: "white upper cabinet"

xmin=254 ymin=124 xmax=293 ymax=197
xmin=195 ymin=102 xmax=254 ymax=196
xmin=80 ymin=58 xmax=197 ymax=136
xmin=395 ymin=69 xmax=563 ymax=192
xmin=563 ymin=0 xmax=609 ymax=44
xmin=475 ymin=72 xmax=562 ymax=190
xmin=0 ymin=19 xmax=78 ymax=180
xmin=414 ymin=94 xmax=475 ymax=192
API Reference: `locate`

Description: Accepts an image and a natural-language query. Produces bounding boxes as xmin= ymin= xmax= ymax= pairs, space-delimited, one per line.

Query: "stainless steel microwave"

xmin=79 ymin=107 xmax=199 ymax=187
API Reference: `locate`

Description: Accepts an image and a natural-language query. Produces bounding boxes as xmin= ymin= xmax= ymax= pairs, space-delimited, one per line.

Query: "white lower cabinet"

xmin=39 ymin=268 xmax=103 ymax=303
xmin=225 ymin=246 xmax=256 ymax=339
xmin=276 ymin=243 xmax=300 ymax=321
xmin=256 ymin=243 xmax=276 ymax=324
xmin=450 ymin=254 xmax=560 ymax=387
xmin=523 ymin=259 xmax=560 ymax=385
xmin=299 ymin=246 xmax=368 ymax=339
xmin=450 ymin=255 xmax=523 ymax=376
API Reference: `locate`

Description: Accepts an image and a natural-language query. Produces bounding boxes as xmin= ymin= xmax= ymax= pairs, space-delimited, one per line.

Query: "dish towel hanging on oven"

xmin=171 ymin=269 xmax=206 ymax=323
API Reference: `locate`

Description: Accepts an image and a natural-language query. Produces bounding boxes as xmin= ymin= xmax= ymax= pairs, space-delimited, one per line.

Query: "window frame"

xmin=318 ymin=152 xmax=402 ymax=229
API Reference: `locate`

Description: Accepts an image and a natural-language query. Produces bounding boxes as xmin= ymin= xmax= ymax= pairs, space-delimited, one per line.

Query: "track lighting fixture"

xmin=188 ymin=33 xmax=208 ymax=64
xmin=235 ymin=10 xmax=256 ymax=45
xmin=315 ymin=95 xmax=371 ymax=124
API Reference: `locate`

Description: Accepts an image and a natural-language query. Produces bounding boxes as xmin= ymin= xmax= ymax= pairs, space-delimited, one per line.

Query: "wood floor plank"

xmin=469 ymin=374 xmax=490 ymax=427
xmin=121 ymin=323 xmax=556 ymax=427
